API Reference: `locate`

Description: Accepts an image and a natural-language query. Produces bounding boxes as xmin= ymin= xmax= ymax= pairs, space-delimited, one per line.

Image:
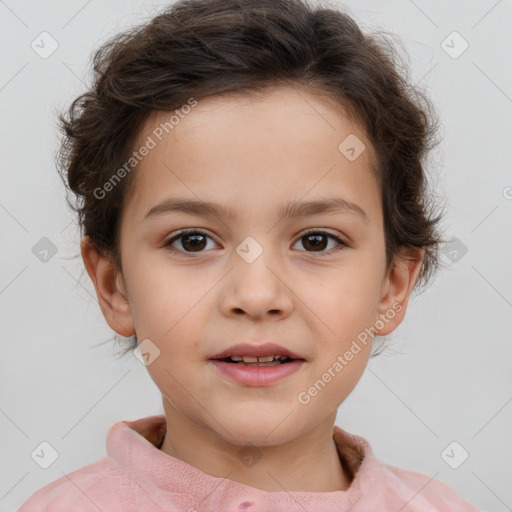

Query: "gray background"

xmin=1 ymin=0 xmax=511 ymax=510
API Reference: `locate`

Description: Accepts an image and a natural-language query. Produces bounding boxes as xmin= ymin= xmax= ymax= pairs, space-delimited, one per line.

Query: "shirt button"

xmin=223 ymin=496 xmax=268 ymax=512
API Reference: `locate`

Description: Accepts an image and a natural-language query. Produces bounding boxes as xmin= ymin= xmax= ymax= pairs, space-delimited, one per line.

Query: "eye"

xmin=164 ymin=229 xmax=218 ymax=254
xmin=164 ymin=229 xmax=349 ymax=256
xmin=292 ymin=230 xmax=348 ymax=255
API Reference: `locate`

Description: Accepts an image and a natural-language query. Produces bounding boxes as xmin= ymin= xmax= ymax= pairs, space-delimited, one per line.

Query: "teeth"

xmin=229 ymin=355 xmax=285 ymax=363
xmin=255 ymin=355 xmax=276 ymax=363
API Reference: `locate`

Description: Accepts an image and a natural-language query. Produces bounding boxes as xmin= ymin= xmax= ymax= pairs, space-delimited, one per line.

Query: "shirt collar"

xmin=107 ymin=414 xmax=386 ymax=509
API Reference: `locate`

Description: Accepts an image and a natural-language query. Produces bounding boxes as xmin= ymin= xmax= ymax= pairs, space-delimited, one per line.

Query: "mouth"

xmin=209 ymin=342 xmax=306 ymax=363
xmin=212 ymin=355 xmax=302 ymax=367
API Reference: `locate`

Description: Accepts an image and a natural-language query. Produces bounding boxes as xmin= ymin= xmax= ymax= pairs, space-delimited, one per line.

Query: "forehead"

xmin=123 ymin=85 xmax=381 ymax=226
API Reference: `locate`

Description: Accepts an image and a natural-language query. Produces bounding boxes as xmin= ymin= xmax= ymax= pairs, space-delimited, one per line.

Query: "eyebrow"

xmin=143 ymin=196 xmax=369 ymax=224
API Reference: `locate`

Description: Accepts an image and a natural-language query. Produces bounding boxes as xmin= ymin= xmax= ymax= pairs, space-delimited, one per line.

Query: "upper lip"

xmin=209 ymin=342 xmax=305 ymax=360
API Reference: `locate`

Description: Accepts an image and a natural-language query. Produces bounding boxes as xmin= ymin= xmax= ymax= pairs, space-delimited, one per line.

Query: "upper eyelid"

xmin=167 ymin=227 xmax=343 ymax=238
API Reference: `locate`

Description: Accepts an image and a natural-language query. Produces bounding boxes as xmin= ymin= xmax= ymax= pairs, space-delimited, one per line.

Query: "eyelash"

xmin=163 ymin=229 xmax=349 ymax=256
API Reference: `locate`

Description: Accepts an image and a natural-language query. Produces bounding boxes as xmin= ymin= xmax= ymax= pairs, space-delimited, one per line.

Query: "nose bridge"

xmin=235 ymin=234 xmax=268 ymax=267
xmin=234 ymin=233 xmax=280 ymax=289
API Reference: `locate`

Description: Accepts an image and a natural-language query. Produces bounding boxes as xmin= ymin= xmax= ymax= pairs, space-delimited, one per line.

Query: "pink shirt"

xmin=18 ymin=414 xmax=481 ymax=511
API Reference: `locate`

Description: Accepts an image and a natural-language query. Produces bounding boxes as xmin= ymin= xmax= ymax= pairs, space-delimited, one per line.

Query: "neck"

xmin=159 ymin=400 xmax=352 ymax=493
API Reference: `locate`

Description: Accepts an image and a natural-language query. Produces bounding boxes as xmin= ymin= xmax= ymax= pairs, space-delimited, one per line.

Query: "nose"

xmin=219 ymin=247 xmax=293 ymax=321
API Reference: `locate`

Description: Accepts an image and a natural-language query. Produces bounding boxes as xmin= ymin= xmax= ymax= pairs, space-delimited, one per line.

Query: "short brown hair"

xmin=57 ymin=0 xmax=447 ymax=355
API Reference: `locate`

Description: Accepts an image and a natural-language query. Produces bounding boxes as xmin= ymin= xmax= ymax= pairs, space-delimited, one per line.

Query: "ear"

xmin=374 ymin=248 xmax=424 ymax=336
xmin=80 ymin=236 xmax=135 ymax=337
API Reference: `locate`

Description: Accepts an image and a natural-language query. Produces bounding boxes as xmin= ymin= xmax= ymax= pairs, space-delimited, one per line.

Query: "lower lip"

xmin=209 ymin=360 xmax=305 ymax=386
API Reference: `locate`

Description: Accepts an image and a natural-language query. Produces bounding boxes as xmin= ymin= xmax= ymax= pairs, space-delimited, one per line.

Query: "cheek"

xmin=311 ymin=270 xmax=381 ymax=330
xmin=303 ymin=268 xmax=382 ymax=375
xmin=299 ymin=343 xmax=371 ymax=415
xmin=126 ymin=264 xmax=199 ymax=336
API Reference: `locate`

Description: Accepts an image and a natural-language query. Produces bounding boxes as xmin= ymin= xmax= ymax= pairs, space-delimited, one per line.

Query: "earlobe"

xmin=80 ymin=236 xmax=135 ymax=337
xmin=375 ymin=248 xmax=424 ymax=336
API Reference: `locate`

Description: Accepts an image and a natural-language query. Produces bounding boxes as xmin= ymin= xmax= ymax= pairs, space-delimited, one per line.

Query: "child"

xmin=19 ymin=0 xmax=482 ymax=510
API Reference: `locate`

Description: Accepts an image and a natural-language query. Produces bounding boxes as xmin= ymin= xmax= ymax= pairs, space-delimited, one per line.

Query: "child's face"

xmin=87 ymin=85 xmax=420 ymax=446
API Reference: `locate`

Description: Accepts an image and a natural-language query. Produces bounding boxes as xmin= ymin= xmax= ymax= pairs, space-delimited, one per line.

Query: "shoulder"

xmin=380 ymin=463 xmax=482 ymax=511
xmin=332 ymin=425 xmax=481 ymax=511
xmin=17 ymin=457 xmax=133 ymax=512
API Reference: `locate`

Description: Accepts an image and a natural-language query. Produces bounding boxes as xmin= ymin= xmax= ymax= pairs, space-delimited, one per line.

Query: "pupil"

xmin=303 ymin=234 xmax=326 ymax=251
xmin=182 ymin=234 xmax=206 ymax=252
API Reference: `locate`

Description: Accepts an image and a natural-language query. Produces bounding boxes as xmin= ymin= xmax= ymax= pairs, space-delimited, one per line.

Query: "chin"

xmin=215 ymin=420 xmax=299 ymax=448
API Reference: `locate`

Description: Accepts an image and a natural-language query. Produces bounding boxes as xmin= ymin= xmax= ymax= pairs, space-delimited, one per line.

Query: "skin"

xmin=81 ymin=85 xmax=423 ymax=494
